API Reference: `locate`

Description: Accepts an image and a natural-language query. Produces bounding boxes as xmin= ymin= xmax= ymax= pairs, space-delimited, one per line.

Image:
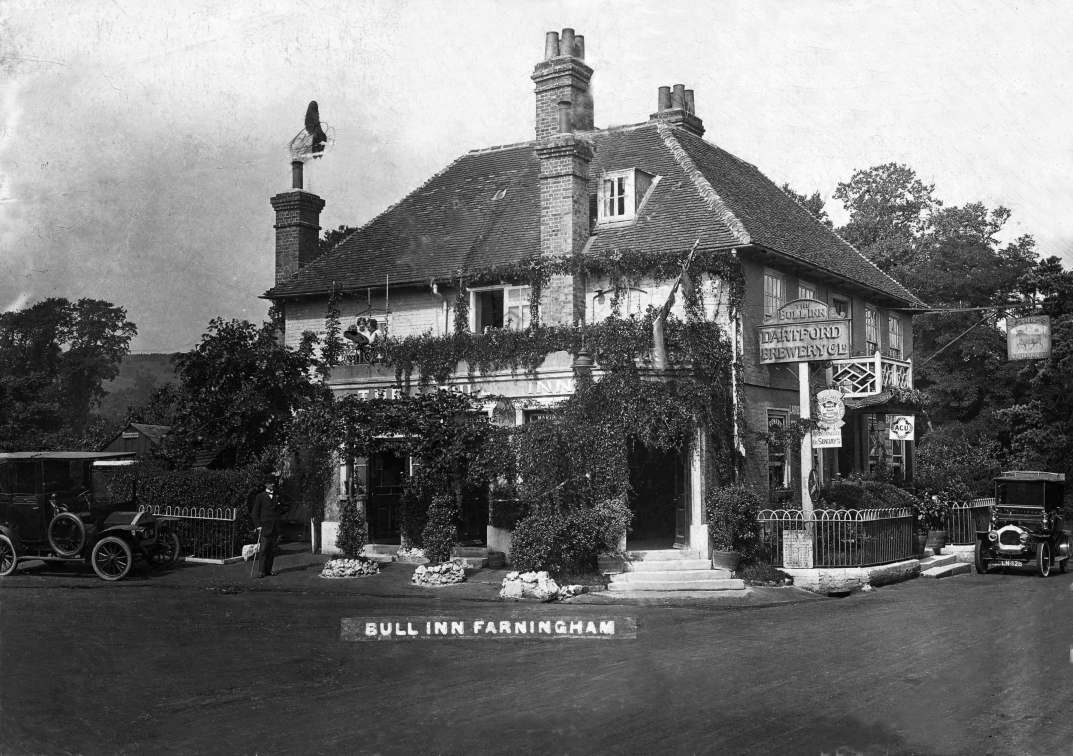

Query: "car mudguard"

xmin=0 ymin=525 xmax=23 ymax=554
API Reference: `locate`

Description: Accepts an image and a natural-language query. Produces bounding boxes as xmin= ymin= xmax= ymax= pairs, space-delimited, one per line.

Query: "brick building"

xmin=264 ymin=29 xmax=923 ymax=557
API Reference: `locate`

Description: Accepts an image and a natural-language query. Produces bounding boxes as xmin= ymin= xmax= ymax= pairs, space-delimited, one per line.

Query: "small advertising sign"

xmin=782 ymin=531 xmax=814 ymax=569
xmin=1007 ymin=315 xmax=1051 ymax=361
xmin=888 ymin=415 xmax=915 ymax=442
xmin=759 ymin=300 xmax=850 ymax=365
xmin=811 ymin=388 xmax=844 ymax=448
xmin=121 ymin=432 xmax=139 ymax=439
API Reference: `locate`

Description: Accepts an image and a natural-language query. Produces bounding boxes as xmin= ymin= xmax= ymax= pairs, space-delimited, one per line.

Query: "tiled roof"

xmin=266 ymin=123 xmax=921 ymax=307
xmin=129 ymin=423 xmax=171 ymax=443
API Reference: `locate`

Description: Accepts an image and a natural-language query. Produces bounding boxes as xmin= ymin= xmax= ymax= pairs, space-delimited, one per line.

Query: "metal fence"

xmin=138 ymin=505 xmax=249 ymax=561
xmin=946 ymin=499 xmax=994 ymax=545
xmin=758 ymin=508 xmax=915 ymax=568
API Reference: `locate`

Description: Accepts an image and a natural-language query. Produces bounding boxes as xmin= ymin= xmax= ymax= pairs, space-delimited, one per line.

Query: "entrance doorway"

xmin=627 ymin=442 xmax=687 ymax=551
xmin=367 ymin=450 xmax=406 ymax=543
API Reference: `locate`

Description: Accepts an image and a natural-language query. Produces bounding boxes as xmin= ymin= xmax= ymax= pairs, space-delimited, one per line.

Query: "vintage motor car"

xmin=0 ymin=452 xmax=182 ymax=581
xmin=975 ymin=471 xmax=1071 ymax=577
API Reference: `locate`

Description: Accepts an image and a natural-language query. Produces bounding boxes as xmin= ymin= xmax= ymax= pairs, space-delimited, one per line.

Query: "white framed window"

xmin=764 ymin=271 xmax=785 ymax=319
xmin=470 ymin=285 xmax=531 ymax=332
xmin=798 ymin=280 xmax=816 ymax=300
xmin=888 ymin=314 xmax=902 ymax=359
xmin=767 ymin=409 xmax=792 ymax=502
xmin=597 ymin=169 xmax=656 ymax=225
xmin=865 ymin=307 xmax=879 ymax=354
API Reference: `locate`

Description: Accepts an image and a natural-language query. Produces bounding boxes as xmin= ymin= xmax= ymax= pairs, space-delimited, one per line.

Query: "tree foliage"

xmin=0 ymin=297 xmax=136 ymax=450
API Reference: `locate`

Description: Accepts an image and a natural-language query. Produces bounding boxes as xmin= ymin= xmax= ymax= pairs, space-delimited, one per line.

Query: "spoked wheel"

xmin=0 ymin=534 xmax=18 ymax=577
xmin=1036 ymin=541 xmax=1051 ymax=578
xmin=91 ymin=536 xmax=133 ymax=581
xmin=974 ymin=541 xmax=989 ymax=575
xmin=148 ymin=531 xmax=182 ymax=569
xmin=48 ymin=512 xmax=87 ymax=557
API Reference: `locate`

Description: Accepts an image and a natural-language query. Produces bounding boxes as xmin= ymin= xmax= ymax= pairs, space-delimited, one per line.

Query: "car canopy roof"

xmin=0 ymin=452 xmax=137 ymax=461
xmin=994 ymin=471 xmax=1066 ymax=483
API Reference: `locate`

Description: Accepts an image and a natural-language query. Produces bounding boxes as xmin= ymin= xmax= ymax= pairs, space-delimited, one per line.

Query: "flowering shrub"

xmin=913 ymin=495 xmax=951 ymax=534
xmin=820 ymin=480 xmax=919 ymax=511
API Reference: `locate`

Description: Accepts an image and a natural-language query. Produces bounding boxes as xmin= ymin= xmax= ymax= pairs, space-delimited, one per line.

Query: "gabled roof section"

xmin=265 ymin=144 xmax=541 ymax=298
xmin=667 ymin=128 xmax=923 ymax=307
xmin=265 ymin=121 xmax=922 ymax=308
xmin=128 ymin=423 xmax=171 ymax=443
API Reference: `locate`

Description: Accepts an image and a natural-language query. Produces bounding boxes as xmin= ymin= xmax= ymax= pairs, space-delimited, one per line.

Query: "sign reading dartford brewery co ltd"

xmin=759 ymin=299 xmax=850 ymax=364
xmin=1007 ymin=315 xmax=1051 ymax=361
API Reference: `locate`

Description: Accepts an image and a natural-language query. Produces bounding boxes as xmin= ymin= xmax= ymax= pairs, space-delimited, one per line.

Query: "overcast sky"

xmin=3 ymin=0 xmax=1072 ymax=352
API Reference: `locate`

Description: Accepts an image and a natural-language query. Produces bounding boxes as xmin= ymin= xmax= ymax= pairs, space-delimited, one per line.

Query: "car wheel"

xmin=91 ymin=536 xmax=133 ymax=581
xmin=0 ymin=534 xmax=18 ymax=577
xmin=148 ymin=531 xmax=182 ymax=569
xmin=1036 ymin=541 xmax=1051 ymax=578
xmin=47 ymin=512 xmax=87 ymax=557
xmin=974 ymin=541 xmax=989 ymax=574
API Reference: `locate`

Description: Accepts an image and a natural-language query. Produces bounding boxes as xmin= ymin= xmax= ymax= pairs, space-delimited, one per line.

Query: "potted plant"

xmin=913 ymin=495 xmax=950 ymax=556
xmin=706 ymin=485 xmax=764 ymax=572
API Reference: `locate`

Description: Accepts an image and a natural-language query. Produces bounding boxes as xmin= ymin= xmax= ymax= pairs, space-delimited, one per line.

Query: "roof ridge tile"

xmin=656 ymin=121 xmax=751 ymax=245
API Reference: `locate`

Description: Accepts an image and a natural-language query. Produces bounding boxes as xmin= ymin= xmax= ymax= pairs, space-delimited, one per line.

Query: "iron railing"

xmin=946 ymin=499 xmax=994 ymax=545
xmin=138 ymin=505 xmax=249 ymax=560
xmin=758 ymin=508 xmax=915 ymax=568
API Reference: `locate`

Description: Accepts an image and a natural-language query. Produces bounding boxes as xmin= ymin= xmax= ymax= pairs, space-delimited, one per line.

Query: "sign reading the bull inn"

xmin=759 ymin=300 xmax=850 ymax=364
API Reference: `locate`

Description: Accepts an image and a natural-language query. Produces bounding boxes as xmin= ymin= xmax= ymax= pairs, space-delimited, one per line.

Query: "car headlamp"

xmin=1019 ymin=531 xmax=1029 ymax=544
xmin=988 ymin=531 xmax=999 ymax=542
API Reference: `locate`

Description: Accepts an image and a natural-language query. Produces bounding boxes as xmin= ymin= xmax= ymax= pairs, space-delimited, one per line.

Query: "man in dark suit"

xmin=250 ymin=478 xmax=282 ymax=578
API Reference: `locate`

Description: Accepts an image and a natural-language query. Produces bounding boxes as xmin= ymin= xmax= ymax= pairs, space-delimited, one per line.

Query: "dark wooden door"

xmin=674 ymin=451 xmax=689 ymax=547
xmin=10 ymin=461 xmax=44 ymax=542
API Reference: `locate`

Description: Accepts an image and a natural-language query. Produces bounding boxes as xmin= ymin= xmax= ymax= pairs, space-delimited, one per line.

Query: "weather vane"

xmin=288 ymin=101 xmax=334 ymax=163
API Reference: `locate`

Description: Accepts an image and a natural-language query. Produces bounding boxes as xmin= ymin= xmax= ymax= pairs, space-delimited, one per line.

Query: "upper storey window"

xmin=764 ymin=271 xmax=785 ymax=319
xmin=889 ymin=314 xmax=903 ymax=359
xmin=798 ymin=280 xmax=816 ymax=300
xmin=471 ymin=285 xmax=532 ymax=332
xmin=597 ymin=169 xmax=657 ymax=226
xmin=865 ymin=307 xmax=880 ymax=354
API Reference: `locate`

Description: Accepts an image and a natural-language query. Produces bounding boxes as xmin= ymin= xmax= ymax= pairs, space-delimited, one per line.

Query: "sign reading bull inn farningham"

xmin=759 ymin=299 xmax=850 ymax=364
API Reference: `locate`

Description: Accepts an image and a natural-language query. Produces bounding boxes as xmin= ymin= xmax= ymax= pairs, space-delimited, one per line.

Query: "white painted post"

xmin=799 ymin=362 xmax=813 ymax=515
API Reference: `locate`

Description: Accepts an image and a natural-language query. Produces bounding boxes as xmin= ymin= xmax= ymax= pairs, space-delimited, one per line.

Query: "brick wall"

xmin=531 ymin=57 xmax=594 ymax=139
xmin=271 ymin=190 xmax=326 ymax=285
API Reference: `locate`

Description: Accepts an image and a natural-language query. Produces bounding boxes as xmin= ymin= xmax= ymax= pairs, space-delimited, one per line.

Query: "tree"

xmin=162 ymin=307 xmax=318 ymax=467
xmin=320 ymin=225 xmax=356 ymax=256
xmin=0 ymin=297 xmax=136 ymax=450
xmin=834 ymin=163 xmax=939 ymax=271
xmin=780 ymin=183 xmax=832 ymax=228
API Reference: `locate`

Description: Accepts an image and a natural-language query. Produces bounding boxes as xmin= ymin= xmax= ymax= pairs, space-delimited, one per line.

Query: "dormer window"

xmin=470 ymin=285 xmax=531 ymax=332
xmin=597 ymin=169 xmax=657 ymax=225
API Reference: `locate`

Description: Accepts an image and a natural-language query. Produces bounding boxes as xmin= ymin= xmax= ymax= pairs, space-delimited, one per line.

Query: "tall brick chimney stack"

xmin=534 ymin=30 xmax=593 ymax=326
xmin=271 ymin=160 xmax=326 ymax=285
xmin=532 ymin=28 xmax=594 ymax=138
xmin=650 ymin=83 xmax=705 ymax=137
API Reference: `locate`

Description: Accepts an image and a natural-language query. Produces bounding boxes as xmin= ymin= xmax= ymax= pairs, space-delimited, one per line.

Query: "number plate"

xmin=993 ymin=560 xmax=1027 ymax=567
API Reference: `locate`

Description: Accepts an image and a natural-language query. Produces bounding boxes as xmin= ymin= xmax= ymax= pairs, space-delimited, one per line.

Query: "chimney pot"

xmin=684 ymin=89 xmax=695 ymax=114
xmin=544 ymin=31 xmax=560 ymax=60
xmin=560 ymin=28 xmax=576 ymax=57
xmin=672 ymin=84 xmax=686 ymax=110
xmin=291 ymin=160 xmax=303 ymax=190
xmin=558 ymin=101 xmax=573 ymax=134
xmin=658 ymin=86 xmax=672 ymax=111
xmin=575 ymin=34 xmax=585 ymax=59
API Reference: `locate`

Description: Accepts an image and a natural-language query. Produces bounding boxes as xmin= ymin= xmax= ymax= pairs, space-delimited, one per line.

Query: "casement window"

xmin=865 ymin=307 xmax=879 ymax=355
xmin=470 ymin=285 xmax=532 ymax=332
xmin=888 ymin=314 xmax=903 ymax=359
xmin=764 ymin=271 xmax=785 ymax=319
xmin=597 ymin=169 xmax=657 ymax=225
xmin=798 ymin=280 xmax=816 ymax=301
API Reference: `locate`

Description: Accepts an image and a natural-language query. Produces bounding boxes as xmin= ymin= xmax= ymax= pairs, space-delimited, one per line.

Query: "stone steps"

xmin=613 ymin=569 xmax=733 ymax=583
xmin=918 ymin=554 xmax=958 ymax=571
xmin=922 ymin=562 xmax=972 ymax=579
xmin=608 ymin=577 xmax=746 ymax=592
xmin=625 ymin=558 xmax=714 ymax=572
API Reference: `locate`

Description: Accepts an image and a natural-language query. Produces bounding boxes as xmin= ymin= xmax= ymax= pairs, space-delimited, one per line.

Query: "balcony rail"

xmin=138 ymin=504 xmax=251 ymax=561
xmin=831 ymin=352 xmax=913 ymax=398
xmin=758 ymin=508 xmax=915 ymax=568
xmin=946 ymin=499 xmax=994 ymax=545
xmin=341 ymin=341 xmax=388 ymax=366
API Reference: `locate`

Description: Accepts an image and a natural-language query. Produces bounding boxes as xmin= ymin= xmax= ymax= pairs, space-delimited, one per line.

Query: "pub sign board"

xmin=759 ymin=299 xmax=851 ymax=364
xmin=1007 ymin=315 xmax=1051 ymax=360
